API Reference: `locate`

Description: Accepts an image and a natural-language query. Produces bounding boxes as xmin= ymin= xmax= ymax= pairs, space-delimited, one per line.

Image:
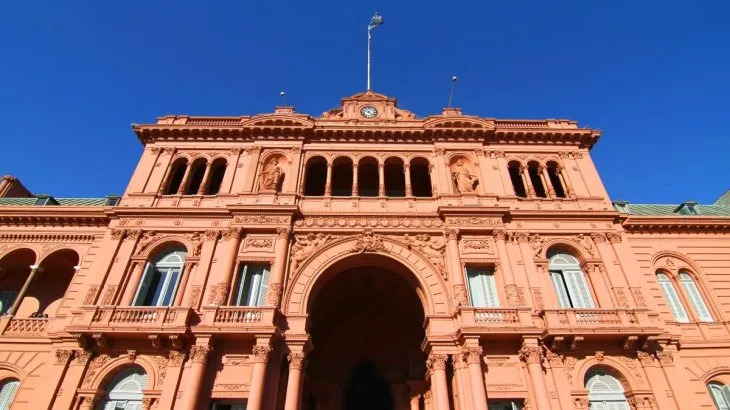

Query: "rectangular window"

xmin=466 ymin=267 xmax=499 ymax=307
xmin=232 ymin=264 xmax=270 ymax=306
xmin=680 ymin=274 xmax=713 ymax=322
xmin=657 ymin=277 xmax=689 ymax=322
xmin=0 ymin=290 xmax=18 ymax=315
xmin=488 ymin=400 xmax=524 ymax=410
xmin=211 ymin=400 xmax=247 ymax=410
xmin=133 ymin=262 xmax=183 ymax=307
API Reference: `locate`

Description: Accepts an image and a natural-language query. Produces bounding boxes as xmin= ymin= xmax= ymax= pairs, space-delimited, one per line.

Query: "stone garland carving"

xmin=234 ymin=215 xmax=290 ymax=224
xmin=447 ymin=217 xmax=501 ymax=226
xmin=265 ymin=283 xmax=283 ymax=307
xmin=246 ymin=238 xmax=274 ymax=248
xmin=55 ymin=349 xmax=74 ymax=365
xmin=252 ymin=346 xmax=272 ymax=363
xmin=453 ymin=284 xmax=468 ymax=307
xmin=290 ymin=233 xmax=333 ymax=271
xmin=404 ymin=233 xmax=446 ymax=277
xmin=208 ymin=282 xmax=230 ymax=306
xmin=288 ymin=352 xmax=305 ymax=370
xmin=190 ymin=346 xmax=212 ymax=363
xmin=351 ymin=229 xmax=387 ymax=253
xmin=518 ymin=346 xmax=543 ymax=365
xmin=426 ymin=354 xmax=449 ymax=372
xmin=295 ymin=215 xmax=444 ymax=229
xmin=463 ymin=239 xmax=492 ymax=251
xmin=258 ymin=158 xmax=284 ymax=192
xmin=451 ymin=159 xmax=479 ymax=194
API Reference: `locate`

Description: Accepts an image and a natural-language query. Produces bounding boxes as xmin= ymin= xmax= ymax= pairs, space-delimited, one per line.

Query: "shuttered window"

xmin=99 ymin=367 xmax=147 ymax=410
xmin=549 ymin=252 xmax=594 ymax=308
xmin=0 ymin=379 xmax=19 ymax=410
xmin=708 ymin=382 xmax=730 ymax=410
xmin=656 ymin=273 xmax=689 ymax=322
xmin=679 ymin=272 xmax=713 ymax=322
xmin=466 ymin=267 xmax=500 ymax=308
xmin=133 ymin=249 xmax=186 ymax=307
xmin=585 ymin=370 xmax=630 ymax=410
xmin=233 ymin=264 xmax=271 ymax=307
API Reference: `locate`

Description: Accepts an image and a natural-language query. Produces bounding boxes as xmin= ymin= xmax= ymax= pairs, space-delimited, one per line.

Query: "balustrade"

xmin=2 ymin=317 xmax=48 ymax=336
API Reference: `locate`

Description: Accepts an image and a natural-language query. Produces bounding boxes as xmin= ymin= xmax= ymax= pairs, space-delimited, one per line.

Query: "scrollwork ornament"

xmin=168 ymin=351 xmax=186 ymax=366
xmin=221 ymin=227 xmax=242 ymax=241
xmin=590 ymin=232 xmax=608 ymax=243
xmin=636 ymin=351 xmax=654 ymax=367
xmin=656 ymin=351 xmax=674 ymax=367
xmin=492 ymin=229 xmax=507 ymax=242
xmin=265 ymin=283 xmax=283 ymax=307
xmin=110 ymin=229 xmax=127 ymax=240
xmin=606 ymin=232 xmax=623 ymax=243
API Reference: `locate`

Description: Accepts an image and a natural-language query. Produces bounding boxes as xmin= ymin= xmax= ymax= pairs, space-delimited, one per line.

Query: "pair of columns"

xmin=425 ymin=348 xmax=489 ymax=410
xmin=323 ymin=162 xmax=414 ymax=197
xmin=517 ymin=165 xmax=569 ymax=199
xmin=5 ymin=264 xmax=43 ymax=317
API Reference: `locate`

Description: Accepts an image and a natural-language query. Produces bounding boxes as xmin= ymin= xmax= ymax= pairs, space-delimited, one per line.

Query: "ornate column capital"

xmin=452 ymin=352 xmax=468 ymax=370
xmin=510 ymin=232 xmax=529 ymax=243
xmin=426 ymin=354 xmax=448 ymax=372
xmin=444 ymin=228 xmax=459 ymax=241
xmin=221 ymin=227 xmax=242 ymax=241
xmin=204 ymin=230 xmax=221 ymax=241
xmin=288 ymin=352 xmax=306 ymax=370
xmin=655 ymin=351 xmax=674 ymax=367
xmin=492 ymin=229 xmax=507 ymax=242
xmin=276 ymin=227 xmax=292 ymax=239
xmin=606 ymin=232 xmax=623 ymax=243
xmin=462 ymin=346 xmax=483 ymax=365
xmin=519 ymin=345 xmax=544 ymax=365
xmin=55 ymin=349 xmax=74 ymax=365
xmin=590 ymin=232 xmax=608 ymax=243
xmin=190 ymin=346 xmax=212 ymax=363
xmin=253 ymin=345 xmax=272 ymax=363
xmin=168 ymin=351 xmax=187 ymax=366
xmin=636 ymin=351 xmax=656 ymax=367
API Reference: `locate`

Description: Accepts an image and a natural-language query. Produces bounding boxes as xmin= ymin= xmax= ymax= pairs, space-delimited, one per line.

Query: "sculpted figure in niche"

xmin=259 ymin=158 xmax=284 ymax=192
xmin=451 ymin=159 xmax=479 ymax=194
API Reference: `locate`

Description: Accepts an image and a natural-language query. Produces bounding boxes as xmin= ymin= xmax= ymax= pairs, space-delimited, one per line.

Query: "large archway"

xmin=303 ymin=255 xmax=427 ymax=410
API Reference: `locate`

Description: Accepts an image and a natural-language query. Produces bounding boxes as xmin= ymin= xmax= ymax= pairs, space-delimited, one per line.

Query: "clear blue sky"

xmin=1 ymin=1 xmax=728 ymax=203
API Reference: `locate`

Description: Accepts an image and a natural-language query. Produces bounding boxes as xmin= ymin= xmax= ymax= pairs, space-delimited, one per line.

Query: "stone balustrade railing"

xmin=69 ymin=306 xmax=192 ymax=332
xmin=2 ymin=317 xmax=49 ymax=336
xmin=540 ymin=308 xmax=661 ymax=336
xmin=197 ymin=305 xmax=279 ymax=333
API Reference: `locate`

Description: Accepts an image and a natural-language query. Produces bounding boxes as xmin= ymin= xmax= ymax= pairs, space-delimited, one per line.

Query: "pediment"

xmin=423 ymin=116 xmax=495 ymax=130
xmin=241 ymin=114 xmax=314 ymax=128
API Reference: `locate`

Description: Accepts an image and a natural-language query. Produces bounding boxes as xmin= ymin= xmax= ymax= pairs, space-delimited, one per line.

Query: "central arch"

xmin=302 ymin=254 xmax=428 ymax=410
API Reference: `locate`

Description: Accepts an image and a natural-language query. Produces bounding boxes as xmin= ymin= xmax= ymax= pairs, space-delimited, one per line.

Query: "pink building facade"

xmin=0 ymin=91 xmax=728 ymax=409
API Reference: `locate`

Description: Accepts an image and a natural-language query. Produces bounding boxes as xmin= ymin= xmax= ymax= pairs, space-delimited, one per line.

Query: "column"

xmin=404 ymin=164 xmax=413 ymax=197
xmin=463 ymin=347 xmax=488 ymax=410
xmin=426 ymin=354 xmax=451 ymax=410
xmin=247 ymin=345 xmax=272 ymax=410
xmin=519 ymin=342 xmax=551 ymax=410
xmin=540 ymin=166 xmax=555 ymax=197
xmin=424 ymin=391 xmax=433 ymax=410
xmin=179 ymin=345 xmax=211 ymax=410
xmin=121 ymin=261 xmax=145 ymax=305
xmin=266 ymin=227 xmax=291 ymax=307
xmin=520 ymin=166 xmax=535 ymax=197
xmin=324 ymin=161 xmax=333 ymax=196
xmin=7 ymin=265 xmax=41 ymax=316
xmin=654 ymin=347 xmax=683 ymax=409
xmin=493 ymin=230 xmax=520 ymax=306
xmin=176 ymin=164 xmax=194 ymax=195
xmin=210 ymin=227 xmax=242 ymax=305
xmin=174 ymin=261 xmax=196 ymax=306
xmin=197 ymin=162 xmax=213 ymax=195
xmin=284 ymin=352 xmax=305 ymax=410
xmin=591 ymin=233 xmax=630 ymax=307
xmin=556 ymin=165 xmax=575 ymax=198
xmin=352 ymin=163 xmax=359 ymax=196
xmin=378 ymin=162 xmax=385 ymax=197
xmin=429 ymin=163 xmax=438 ymax=196
xmin=444 ymin=229 xmax=467 ymax=307
xmin=452 ymin=353 xmax=473 ymax=410
xmin=410 ymin=394 xmax=421 ymax=410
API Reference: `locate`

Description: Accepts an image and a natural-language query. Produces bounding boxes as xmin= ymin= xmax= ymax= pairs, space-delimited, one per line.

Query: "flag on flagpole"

xmin=368 ymin=12 xmax=384 ymax=31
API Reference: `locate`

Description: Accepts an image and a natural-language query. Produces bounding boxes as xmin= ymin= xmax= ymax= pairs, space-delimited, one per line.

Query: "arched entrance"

xmin=303 ymin=255 xmax=427 ymax=410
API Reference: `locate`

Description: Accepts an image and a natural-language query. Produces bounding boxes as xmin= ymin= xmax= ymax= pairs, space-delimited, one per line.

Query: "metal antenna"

xmin=448 ymin=75 xmax=458 ymax=108
xmin=279 ymin=91 xmax=288 ymax=106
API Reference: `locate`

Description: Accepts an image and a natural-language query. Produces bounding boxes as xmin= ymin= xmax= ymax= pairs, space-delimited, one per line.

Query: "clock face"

xmin=360 ymin=106 xmax=378 ymax=119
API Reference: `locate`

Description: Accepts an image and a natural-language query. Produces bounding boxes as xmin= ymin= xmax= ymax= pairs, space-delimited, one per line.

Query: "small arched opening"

xmin=546 ymin=161 xmax=566 ymax=198
xmin=303 ymin=157 xmax=327 ymax=196
xmin=508 ymin=161 xmax=527 ymax=198
xmin=0 ymin=378 xmax=20 ymax=409
xmin=584 ymin=367 xmax=630 ymax=410
xmin=205 ymin=158 xmax=227 ymax=195
xmin=185 ymin=159 xmax=208 ymax=195
xmin=357 ymin=157 xmax=379 ymax=197
xmin=384 ymin=157 xmax=406 ymax=197
xmin=527 ymin=161 xmax=546 ymax=198
xmin=26 ymin=249 xmax=80 ymax=317
xmin=97 ymin=365 xmax=148 ymax=409
xmin=331 ymin=157 xmax=353 ymax=197
xmin=0 ymin=249 xmax=36 ymax=316
xmin=164 ymin=158 xmax=188 ymax=195
xmin=409 ymin=158 xmax=432 ymax=197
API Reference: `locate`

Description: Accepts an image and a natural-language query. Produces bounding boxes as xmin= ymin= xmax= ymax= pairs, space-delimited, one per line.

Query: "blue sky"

xmin=1 ymin=1 xmax=728 ymax=203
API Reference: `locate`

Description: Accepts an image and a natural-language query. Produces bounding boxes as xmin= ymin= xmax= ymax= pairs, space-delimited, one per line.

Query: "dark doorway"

xmin=345 ymin=361 xmax=394 ymax=410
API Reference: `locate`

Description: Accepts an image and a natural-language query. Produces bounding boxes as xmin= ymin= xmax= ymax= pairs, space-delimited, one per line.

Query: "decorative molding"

xmin=266 ymin=283 xmax=283 ymax=307
xmin=294 ymin=215 xmax=444 ymax=229
xmin=208 ymin=282 xmax=230 ymax=305
xmin=351 ymin=229 xmax=387 ymax=253
xmin=0 ymin=233 xmax=97 ymax=242
xmin=462 ymin=346 xmax=483 ymax=365
xmin=290 ymin=233 xmax=333 ymax=271
xmin=233 ymin=215 xmax=290 ymax=224
xmin=288 ymin=352 xmax=305 ymax=370
xmin=426 ymin=354 xmax=448 ymax=372
xmin=518 ymin=345 xmax=543 ymax=364
xmin=190 ymin=346 xmax=212 ymax=363
xmin=252 ymin=345 xmax=272 ymax=363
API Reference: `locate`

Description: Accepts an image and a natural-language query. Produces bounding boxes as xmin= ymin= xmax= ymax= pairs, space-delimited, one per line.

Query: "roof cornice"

xmin=622 ymin=215 xmax=730 ymax=233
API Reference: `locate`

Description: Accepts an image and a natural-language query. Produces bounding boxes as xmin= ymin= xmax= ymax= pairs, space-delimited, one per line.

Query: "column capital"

xmin=276 ymin=227 xmax=292 ymax=239
xmin=492 ymin=229 xmax=507 ymax=242
xmin=426 ymin=354 xmax=448 ymax=372
xmin=288 ymin=352 xmax=306 ymax=370
xmin=252 ymin=345 xmax=272 ymax=363
xmin=519 ymin=345 xmax=544 ymax=364
xmin=190 ymin=346 xmax=212 ymax=363
xmin=444 ymin=228 xmax=459 ymax=241
xmin=462 ymin=346 xmax=483 ymax=365
xmin=221 ymin=227 xmax=242 ymax=241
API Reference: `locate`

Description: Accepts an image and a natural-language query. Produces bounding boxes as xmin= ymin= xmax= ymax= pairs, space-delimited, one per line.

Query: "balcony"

xmin=0 ymin=316 xmax=49 ymax=337
xmin=539 ymin=308 xmax=663 ymax=343
xmin=455 ymin=307 xmax=540 ymax=338
xmin=194 ymin=306 xmax=280 ymax=337
xmin=69 ymin=305 xmax=193 ymax=335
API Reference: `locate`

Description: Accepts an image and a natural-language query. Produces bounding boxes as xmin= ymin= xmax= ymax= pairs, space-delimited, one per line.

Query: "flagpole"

xmin=367 ymin=28 xmax=372 ymax=91
xmin=367 ymin=13 xmax=383 ymax=92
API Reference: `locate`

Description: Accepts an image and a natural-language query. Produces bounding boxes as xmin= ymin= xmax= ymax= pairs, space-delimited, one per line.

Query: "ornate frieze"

xmin=266 ymin=283 xmax=283 ymax=307
xmin=208 ymin=282 xmax=230 ymax=306
xmin=233 ymin=215 xmax=290 ymax=224
xmin=446 ymin=217 xmax=502 ymax=226
xmin=55 ymin=349 xmax=74 ymax=365
xmin=453 ymin=284 xmax=468 ymax=307
xmin=290 ymin=233 xmax=333 ymax=271
xmin=294 ymin=215 xmax=443 ymax=229
xmin=351 ymin=229 xmax=387 ymax=253
xmin=0 ymin=233 xmax=97 ymax=242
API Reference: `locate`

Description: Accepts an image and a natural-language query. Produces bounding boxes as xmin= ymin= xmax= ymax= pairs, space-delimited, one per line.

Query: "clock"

xmin=360 ymin=106 xmax=378 ymax=119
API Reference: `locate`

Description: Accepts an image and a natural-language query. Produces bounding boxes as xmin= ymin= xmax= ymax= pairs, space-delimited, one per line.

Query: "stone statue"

xmin=451 ymin=159 xmax=478 ymax=194
xmin=404 ymin=233 xmax=446 ymax=275
xmin=259 ymin=158 xmax=283 ymax=191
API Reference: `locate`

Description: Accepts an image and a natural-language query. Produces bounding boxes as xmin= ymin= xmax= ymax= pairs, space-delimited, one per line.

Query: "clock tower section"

xmin=321 ymin=90 xmax=417 ymax=122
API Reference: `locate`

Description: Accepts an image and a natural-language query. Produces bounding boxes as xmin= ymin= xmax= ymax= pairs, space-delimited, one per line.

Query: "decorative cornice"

xmin=622 ymin=216 xmax=730 ymax=233
xmin=0 ymin=233 xmax=98 ymax=242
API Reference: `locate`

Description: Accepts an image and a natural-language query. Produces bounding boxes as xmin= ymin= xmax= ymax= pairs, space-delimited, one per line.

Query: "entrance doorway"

xmin=304 ymin=259 xmax=427 ymax=410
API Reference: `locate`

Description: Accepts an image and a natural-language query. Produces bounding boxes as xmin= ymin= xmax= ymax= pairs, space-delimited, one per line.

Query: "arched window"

xmin=0 ymin=379 xmax=19 ymax=409
xmin=164 ymin=159 xmax=188 ymax=195
xmin=585 ymin=370 xmax=630 ymax=410
xmin=331 ymin=157 xmax=353 ymax=196
xmin=384 ymin=157 xmax=405 ymax=197
xmin=547 ymin=162 xmax=566 ymax=198
xmin=358 ymin=157 xmax=379 ymax=197
xmin=303 ymin=157 xmax=327 ymax=196
xmin=205 ymin=159 xmax=227 ymax=195
xmin=708 ymin=382 xmax=730 ymax=410
xmin=98 ymin=366 xmax=147 ymax=410
xmin=527 ymin=162 xmax=546 ymax=198
xmin=409 ymin=158 xmax=432 ymax=197
xmin=679 ymin=271 xmax=713 ymax=322
xmin=656 ymin=272 xmax=689 ymax=322
xmin=508 ymin=161 xmax=527 ymax=198
xmin=133 ymin=248 xmax=187 ymax=307
xmin=185 ymin=160 xmax=207 ymax=195
xmin=549 ymin=251 xmax=594 ymax=308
